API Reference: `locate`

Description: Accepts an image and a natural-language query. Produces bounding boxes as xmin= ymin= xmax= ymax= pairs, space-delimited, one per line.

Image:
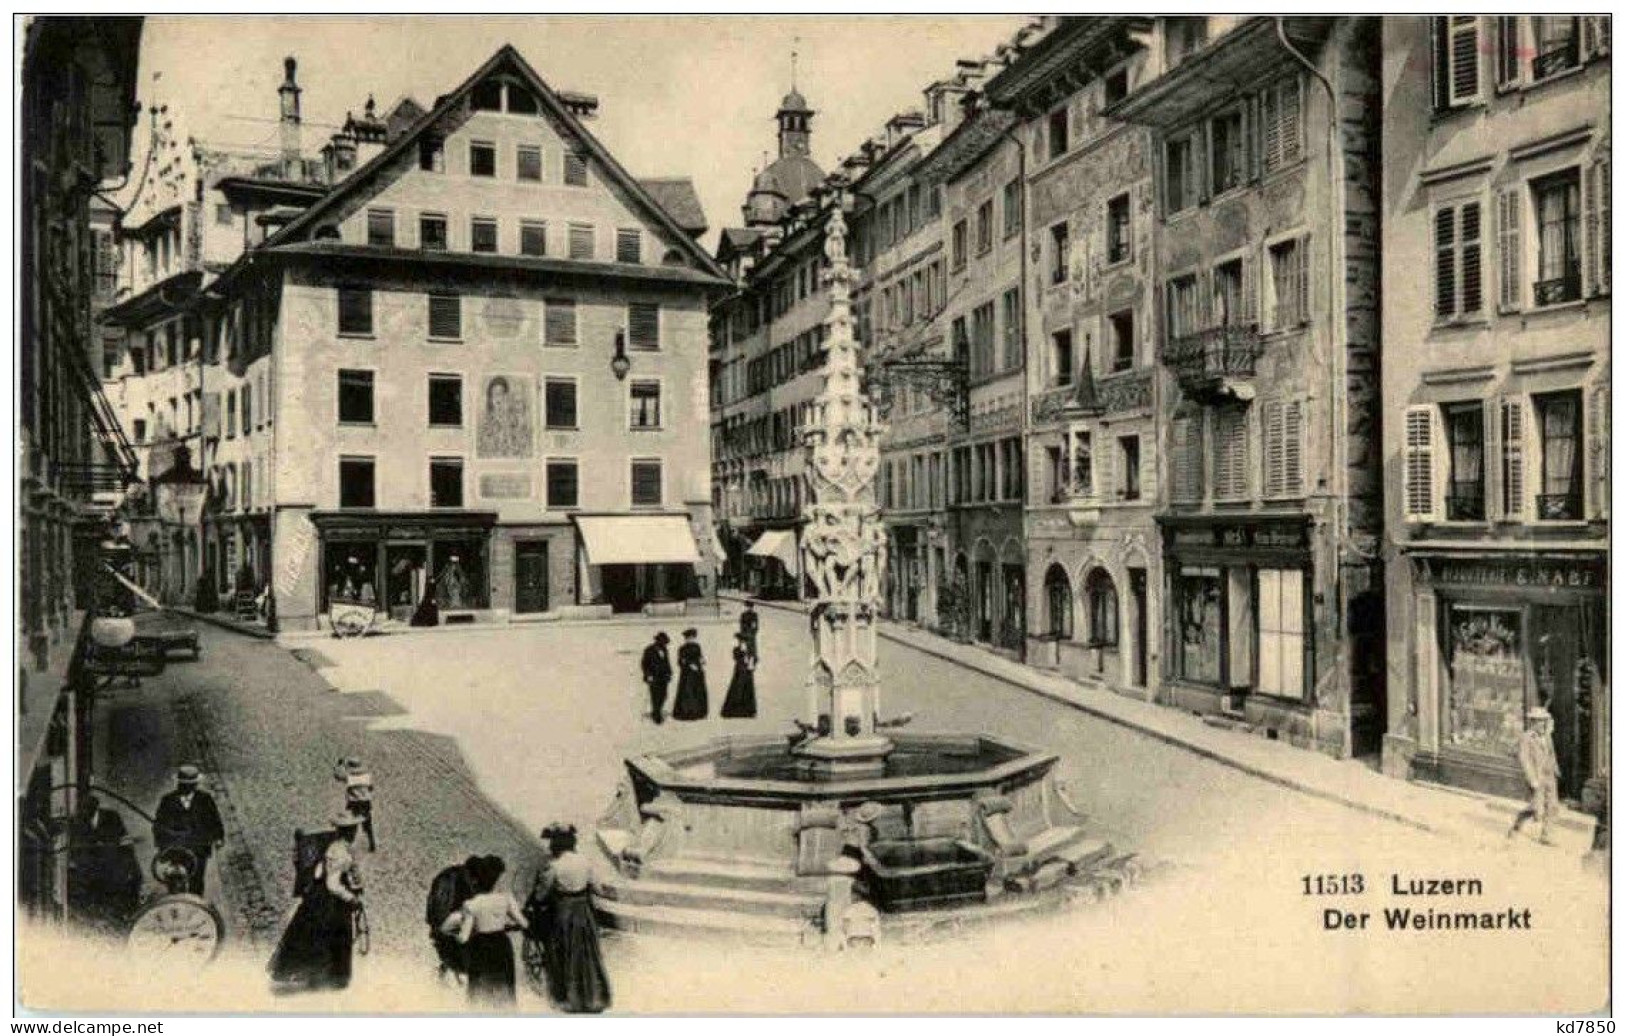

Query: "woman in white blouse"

xmin=453 ymin=854 xmax=527 ymax=1006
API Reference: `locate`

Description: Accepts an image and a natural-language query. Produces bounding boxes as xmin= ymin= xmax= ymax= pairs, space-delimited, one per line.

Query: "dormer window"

xmin=472 ymin=80 xmax=503 ymax=112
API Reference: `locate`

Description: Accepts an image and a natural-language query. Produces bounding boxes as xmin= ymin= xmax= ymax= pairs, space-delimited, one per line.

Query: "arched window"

xmin=471 ymin=79 xmax=503 ymax=111
xmin=1044 ymin=564 xmax=1073 ymax=639
xmin=1087 ymin=569 xmax=1119 ymax=647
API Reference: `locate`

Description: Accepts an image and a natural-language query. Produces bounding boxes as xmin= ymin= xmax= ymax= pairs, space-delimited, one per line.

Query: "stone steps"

xmin=595 ymin=898 xmax=813 ymax=946
xmin=641 ymin=855 xmax=809 ymax=895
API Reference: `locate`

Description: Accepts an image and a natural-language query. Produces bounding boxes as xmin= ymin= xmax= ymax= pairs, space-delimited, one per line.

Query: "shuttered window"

xmin=628 ymin=302 xmax=660 ymax=350
xmin=366 ymin=209 xmax=395 ymax=247
xmin=1170 ymin=416 xmax=1203 ymax=503
xmin=1496 ymin=188 xmax=1522 ymax=311
xmin=1434 ymin=201 xmax=1482 ymax=320
xmin=568 ymin=224 xmax=595 ymax=260
xmin=1588 ymin=384 xmax=1609 ymax=519
xmin=337 ymin=287 xmax=372 ymax=336
xmin=1586 ymin=154 xmax=1611 ymax=296
xmin=1403 ymin=405 xmax=1441 ymax=520
xmin=631 ymin=459 xmax=663 ymax=507
xmin=1257 ymin=569 xmax=1306 ymax=700
xmin=544 ymin=298 xmax=577 ymax=347
xmin=1254 ymin=399 xmax=1306 ymax=500
xmin=1267 ymin=237 xmax=1309 ymax=329
xmin=520 ymin=220 xmax=546 ymax=257
xmin=427 ymin=294 xmax=461 ymax=340
xmin=1213 ymin=406 xmax=1250 ymax=501
xmin=1499 ymin=396 xmax=1526 ymax=519
xmin=616 ymin=228 xmax=642 ymax=265
xmin=1446 ymin=17 xmax=1482 ymax=107
xmin=564 ymin=151 xmax=589 ymax=187
xmin=1496 ymin=16 xmax=1522 ymax=90
xmin=1261 ymin=76 xmax=1303 ymax=174
xmin=516 ymin=145 xmax=542 ymax=182
xmin=545 ymin=460 xmax=579 ymax=509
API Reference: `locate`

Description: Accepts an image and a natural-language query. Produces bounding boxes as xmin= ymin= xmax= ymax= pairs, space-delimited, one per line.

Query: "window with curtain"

xmin=1533 ymin=170 xmax=1581 ymax=305
xmin=1044 ymin=565 xmax=1073 ymax=639
xmin=1531 ymin=16 xmax=1580 ymax=79
xmin=1536 ymin=390 xmax=1582 ymax=518
xmin=1087 ymin=570 xmax=1118 ymax=647
xmin=1177 ymin=567 xmax=1223 ymax=684
xmin=1444 ymin=402 xmax=1485 ymax=520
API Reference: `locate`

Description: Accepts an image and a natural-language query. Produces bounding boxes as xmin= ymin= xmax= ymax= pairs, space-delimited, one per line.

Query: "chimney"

xmin=278 ymin=56 xmax=302 ymax=174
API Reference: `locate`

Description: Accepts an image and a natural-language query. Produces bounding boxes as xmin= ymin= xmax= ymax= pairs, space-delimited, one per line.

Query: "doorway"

xmin=601 ymin=564 xmax=638 ymax=613
xmin=976 ymin=561 xmax=994 ymax=643
xmin=514 ymin=541 xmax=549 ymax=615
xmin=384 ymin=543 xmax=427 ymax=623
xmin=1129 ymin=568 xmax=1148 ymax=688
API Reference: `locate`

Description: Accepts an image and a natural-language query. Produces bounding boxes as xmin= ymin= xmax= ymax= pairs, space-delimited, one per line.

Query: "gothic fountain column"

xmin=791 ymin=188 xmax=895 ymax=777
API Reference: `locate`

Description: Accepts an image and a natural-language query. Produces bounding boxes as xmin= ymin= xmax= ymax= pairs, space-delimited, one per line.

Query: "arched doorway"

xmin=1085 ymin=568 xmax=1120 ymax=679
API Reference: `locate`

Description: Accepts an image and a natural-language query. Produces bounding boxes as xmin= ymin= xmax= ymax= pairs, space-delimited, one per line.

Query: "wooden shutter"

xmin=1431 ymin=18 xmax=1452 ymax=111
xmin=1497 ymin=188 xmax=1522 ymax=311
xmin=1240 ymin=251 xmax=1257 ymax=325
xmin=1215 ymin=406 xmax=1249 ymax=501
xmin=545 ymin=298 xmax=577 ymax=345
xmin=1434 ymin=206 xmax=1457 ymax=319
xmin=1496 ymin=17 xmax=1522 ymax=90
xmin=616 ymin=228 xmax=642 ymax=264
xmin=1280 ymin=399 xmax=1306 ymax=496
xmin=428 ymin=294 xmax=460 ymax=339
xmin=628 ymin=303 xmax=660 ymax=350
xmin=1484 ymin=397 xmax=1503 ymax=519
xmin=1403 ymin=404 xmax=1441 ymax=520
xmin=1097 ymin=428 xmax=1116 ymax=502
xmin=1278 ymin=76 xmax=1303 ymax=167
xmin=1581 ymin=15 xmax=1610 ymax=58
xmin=1500 ymin=396 xmax=1527 ymax=520
xmin=1262 ymin=84 xmax=1282 ymax=172
xmin=1585 ymin=154 xmax=1611 ymax=297
xmin=1170 ymin=417 xmax=1200 ymax=502
xmin=1448 ymin=17 xmax=1482 ymax=106
xmin=1588 ymin=383 xmax=1609 ymax=519
xmin=1460 ymin=201 xmax=1483 ymax=315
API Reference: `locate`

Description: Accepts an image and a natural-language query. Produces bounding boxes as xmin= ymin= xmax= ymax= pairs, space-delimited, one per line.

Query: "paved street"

xmin=34 ymin=608 xmax=1607 ymax=1014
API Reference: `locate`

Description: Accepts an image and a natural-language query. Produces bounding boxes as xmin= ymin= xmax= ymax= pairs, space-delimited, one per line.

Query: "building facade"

xmin=986 ymin=18 xmax=1164 ymax=698
xmin=19 ymin=14 xmax=144 ymax=921
xmin=1106 ymin=16 xmax=1386 ymax=759
xmin=1379 ymin=16 xmax=1611 ymax=814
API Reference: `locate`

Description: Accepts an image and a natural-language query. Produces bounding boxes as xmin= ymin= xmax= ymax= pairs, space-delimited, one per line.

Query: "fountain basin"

xmin=593 ymin=732 xmax=1118 ymax=944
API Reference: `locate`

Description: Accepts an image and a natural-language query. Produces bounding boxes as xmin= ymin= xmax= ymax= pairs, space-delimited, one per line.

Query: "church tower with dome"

xmin=742 ymin=84 xmax=824 ymax=227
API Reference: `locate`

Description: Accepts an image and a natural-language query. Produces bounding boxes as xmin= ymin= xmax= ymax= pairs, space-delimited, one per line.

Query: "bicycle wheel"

xmin=521 ymin=933 xmax=547 ymax=993
xmin=353 ymin=902 xmax=371 ymax=956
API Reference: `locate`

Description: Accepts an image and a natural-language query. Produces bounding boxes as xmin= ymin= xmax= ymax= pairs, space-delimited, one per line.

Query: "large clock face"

xmin=127 ymin=894 xmax=224 ymax=963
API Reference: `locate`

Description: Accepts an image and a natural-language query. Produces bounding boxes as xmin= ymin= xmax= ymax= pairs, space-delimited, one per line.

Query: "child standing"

xmin=334 ymin=757 xmax=377 ymax=851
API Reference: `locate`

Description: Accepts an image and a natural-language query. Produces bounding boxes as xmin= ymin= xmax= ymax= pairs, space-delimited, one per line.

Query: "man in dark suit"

xmin=739 ymin=601 xmax=760 ymax=663
xmin=641 ymin=631 xmax=673 ymax=724
xmin=152 ymin=764 xmax=226 ymax=895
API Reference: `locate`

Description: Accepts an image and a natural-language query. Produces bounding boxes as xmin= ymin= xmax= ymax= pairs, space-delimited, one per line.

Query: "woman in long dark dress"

xmin=670 ymin=628 xmax=708 ymax=721
xmin=455 ymin=854 xmax=527 ymax=1007
xmin=268 ymin=816 xmax=361 ymax=993
xmin=720 ymin=632 xmax=758 ymax=718
xmin=536 ymin=825 xmax=611 ymax=1014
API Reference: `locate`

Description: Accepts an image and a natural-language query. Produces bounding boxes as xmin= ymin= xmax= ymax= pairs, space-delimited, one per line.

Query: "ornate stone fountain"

xmin=593 ymin=187 xmax=1137 ymax=946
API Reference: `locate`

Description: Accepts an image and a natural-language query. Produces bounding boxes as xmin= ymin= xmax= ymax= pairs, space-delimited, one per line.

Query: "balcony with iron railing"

xmin=1159 ymin=322 xmax=1264 ymax=403
xmin=1533 ymin=263 xmax=1582 ymax=307
xmin=1533 ymin=36 xmax=1581 ymax=80
xmin=1536 ymin=491 xmax=1583 ymax=521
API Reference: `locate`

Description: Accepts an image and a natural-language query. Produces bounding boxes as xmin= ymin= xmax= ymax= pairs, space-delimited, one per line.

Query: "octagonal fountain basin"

xmin=592 ymin=733 xmax=1137 ymax=945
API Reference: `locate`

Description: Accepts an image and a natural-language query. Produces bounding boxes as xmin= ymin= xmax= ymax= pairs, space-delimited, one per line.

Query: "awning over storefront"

xmin=746 ymin=529 xmax=799 ymax=567
xmin=574 ymin=515 xmax=702 ymax=566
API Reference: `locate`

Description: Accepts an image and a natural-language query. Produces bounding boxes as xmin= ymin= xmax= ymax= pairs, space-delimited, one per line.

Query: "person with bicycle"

xmin=269 ymin=813 xmax=365 ymax=993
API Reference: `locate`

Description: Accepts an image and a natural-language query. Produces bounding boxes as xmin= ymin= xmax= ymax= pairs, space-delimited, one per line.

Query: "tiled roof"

xmin=640 ymin=177 xmax=708 ymax=235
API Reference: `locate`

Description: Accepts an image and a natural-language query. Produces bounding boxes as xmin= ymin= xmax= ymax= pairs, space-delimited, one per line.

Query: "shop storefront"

xmin=573 ymin=513 xmax=706 ymax=613
xmin=743 ymin=523 xmax=802 ymax=599
xmin=1403 ymin=551 xmax=1607 ymax=810
xmin=308 ymin=510 xmax=497 ymax=622
xmin=1159 ymin=515 xmax=1318 ymax=727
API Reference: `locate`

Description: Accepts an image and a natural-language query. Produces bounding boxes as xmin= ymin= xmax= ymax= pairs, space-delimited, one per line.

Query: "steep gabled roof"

xmin=639 ymin=177 xmax=708 ymax=236
xmin=259 ymin=45 xmax=725 ymax=281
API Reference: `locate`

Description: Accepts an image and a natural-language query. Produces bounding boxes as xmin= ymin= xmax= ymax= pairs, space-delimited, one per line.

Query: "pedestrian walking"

xmin=640 ymin=632 xmax=673 ymax=724
xmin=1509 ymin=705 xmax=1562 ymax=845
xmin=671 ymin=628 xmax=708 ymax=721
xmin=534 ymin=824 xmax=611 ymax=1014
xmin=721 ymin=632 xmax=758 ymax=719
xmin=334 ymin=756 xmax=377 ymax=851
xmin=453 ymin=854 xmax=527 ymax=1008
xmin=268 ymin=813 xmax=363 ymax=993
xmin=152 ymin=764 xmax=225 ymax=895
xmin=739 ymin=600 xmax=760 ymax=662
xmin=426 ymin=855 xmax=479 ymax=983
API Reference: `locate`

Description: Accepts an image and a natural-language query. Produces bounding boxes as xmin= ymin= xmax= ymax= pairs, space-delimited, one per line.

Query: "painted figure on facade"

xmin=477 ymin=375 xmax=534 ymax=459
xmin=671 ymin=628 xmax=708 ymax=720
xmin=1508 ymin=705 xmax=1561 ymax=845
xmin=721 ymin=632 xmax=758 ymax=718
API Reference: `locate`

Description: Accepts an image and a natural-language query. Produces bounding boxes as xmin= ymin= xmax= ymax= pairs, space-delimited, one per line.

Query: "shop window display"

xmin=1176 ymin=567 xmax=1223 ymax=685
xmin=1445 ymin=606 xmax=1526 ymax=756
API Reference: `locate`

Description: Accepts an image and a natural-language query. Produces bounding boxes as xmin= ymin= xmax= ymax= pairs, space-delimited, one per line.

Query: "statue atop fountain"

xmin=792 ymin=185 xmax=894 ymax=775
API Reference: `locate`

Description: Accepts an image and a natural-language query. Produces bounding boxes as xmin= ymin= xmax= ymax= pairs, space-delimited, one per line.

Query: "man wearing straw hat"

xmin=152 ymin=764 xmax=225 ymax=894
xmin=1508 ymin=705 xmax=1561 ymax=846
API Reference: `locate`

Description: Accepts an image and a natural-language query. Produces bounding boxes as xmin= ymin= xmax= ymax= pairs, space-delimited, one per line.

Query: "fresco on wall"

xmin=476 ymin=374 xmax=535 ymax=459
xmin=479 ymin=471 xmax=533 ymax=500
